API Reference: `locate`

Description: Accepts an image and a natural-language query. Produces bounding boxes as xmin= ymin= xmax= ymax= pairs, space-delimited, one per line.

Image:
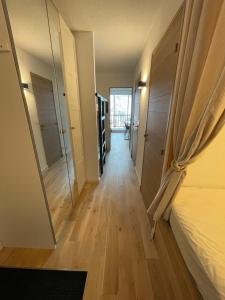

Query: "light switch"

xmin=0 ymin=41 xmax=11 ymax=53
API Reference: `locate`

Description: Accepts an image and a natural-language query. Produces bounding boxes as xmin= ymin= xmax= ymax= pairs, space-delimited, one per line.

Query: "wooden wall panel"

xmin=141 ymin=8 xmax=184 ymax=209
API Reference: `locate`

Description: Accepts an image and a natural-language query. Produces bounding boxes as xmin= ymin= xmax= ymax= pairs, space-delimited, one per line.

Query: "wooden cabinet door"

xmin=141 ymin=8 xmax=183 ymax=209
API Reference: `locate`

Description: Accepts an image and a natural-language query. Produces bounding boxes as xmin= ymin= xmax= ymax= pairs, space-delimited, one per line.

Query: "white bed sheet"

xmin=170 ymin=187 xmax=225 ymax=300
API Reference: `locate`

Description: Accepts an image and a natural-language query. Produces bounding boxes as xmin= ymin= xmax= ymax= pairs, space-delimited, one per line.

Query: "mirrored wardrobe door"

xmin=5 ymin=0 xmax=73 ymax=239
xmin=46 ymin=0 xmax=78 ymax=203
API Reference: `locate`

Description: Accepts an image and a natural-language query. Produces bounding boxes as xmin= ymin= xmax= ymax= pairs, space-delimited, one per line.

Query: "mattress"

xmin=170 ymin=187 xmax=225 ymax=300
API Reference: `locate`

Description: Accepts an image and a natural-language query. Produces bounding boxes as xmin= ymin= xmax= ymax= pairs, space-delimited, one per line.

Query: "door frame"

xmin=109 ymin=86 xmax=133 ymax=132
xmin=161 ymin=2 xmax=185 ymax=178
xmin=130 ymin=81 xmax=141 ymax=163
xmin=141 ymin=3 xmax=185 ymax=191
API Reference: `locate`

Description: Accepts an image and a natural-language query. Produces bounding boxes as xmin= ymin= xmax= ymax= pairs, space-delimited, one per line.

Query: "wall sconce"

xmin=21 ymin=83 xmax=29 ymax=89
xmin=137 ymin=80 xmax=146 ymax=89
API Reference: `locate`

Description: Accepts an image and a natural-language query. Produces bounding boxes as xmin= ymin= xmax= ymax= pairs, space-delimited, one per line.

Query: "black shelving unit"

xmin=96 ymin=93 xmax=108 ymax=175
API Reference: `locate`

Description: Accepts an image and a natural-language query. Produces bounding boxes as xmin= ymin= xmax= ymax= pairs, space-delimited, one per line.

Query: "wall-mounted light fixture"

xmin=137 ymin=80 xmax=146 ymax=89
xmin=21 ymin=83 xmax=29 ymax=89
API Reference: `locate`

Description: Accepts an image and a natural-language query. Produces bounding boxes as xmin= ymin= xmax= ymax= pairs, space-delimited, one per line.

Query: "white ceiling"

xmin=6 ymin=0 xmax=162 ymax=73
xmin=53 ymin=0 xmax=162 ymax=73
xmin=6 ymin=0 xmax=56 ymax=64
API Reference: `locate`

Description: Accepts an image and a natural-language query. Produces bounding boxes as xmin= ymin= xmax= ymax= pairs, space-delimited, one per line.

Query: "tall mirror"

xmin=5 ymin=0 xmax=76 ymax=239
xmin=46 ymin=0 xmax=77 ymax=201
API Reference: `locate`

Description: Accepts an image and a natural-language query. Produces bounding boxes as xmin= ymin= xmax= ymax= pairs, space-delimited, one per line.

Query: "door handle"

xmin=161 ymin=149 xmax=165 ymax=155
xmin=144 ymin=133 xmax=148 ymax=138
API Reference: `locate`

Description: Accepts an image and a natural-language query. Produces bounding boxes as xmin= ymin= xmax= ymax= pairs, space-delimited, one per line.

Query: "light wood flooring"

xmin=0 ymin=133 xmax=202 ymax=299
xmin=43 ymin=157 xmax=73 ymax=241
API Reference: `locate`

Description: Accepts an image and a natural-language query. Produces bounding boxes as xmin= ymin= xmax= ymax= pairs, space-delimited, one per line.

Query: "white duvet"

xmin=170 ymin=187 xmax=225 ymax=300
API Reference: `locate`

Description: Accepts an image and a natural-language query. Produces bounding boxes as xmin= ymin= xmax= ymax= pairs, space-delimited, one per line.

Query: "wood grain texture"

xmin=43 ymin=157 xmax=74 ymax=241
xmin=141 ymin=8 xmax=184 ymax=209
xmin=0 ymin=134 xmax=201 ymax=299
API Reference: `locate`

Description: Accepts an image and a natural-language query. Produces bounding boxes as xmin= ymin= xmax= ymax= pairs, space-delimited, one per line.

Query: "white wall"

xmin=0 ymin=3 xmax=55 ymax=248
xmin=183 ymin=123 xmax=225 ymax=189
xmin=16 ymin=47 xmax=64 ymax=171
xmin=96 ymin=71 xmax=133 ymax=99
xmin=74 ymin=31 xmax=99 ymax=182
xmin=133 ymin=0 xmax=183 ymax=184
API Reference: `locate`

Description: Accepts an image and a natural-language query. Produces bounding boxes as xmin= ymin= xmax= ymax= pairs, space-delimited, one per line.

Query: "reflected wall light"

xmin=21 ymin=83 xmax=29 ymax=89
xmin=137 ymin=80 xmax=146 ymax=89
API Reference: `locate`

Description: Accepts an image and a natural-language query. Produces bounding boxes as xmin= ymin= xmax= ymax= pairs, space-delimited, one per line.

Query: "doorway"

xmin=110 ymin=88 xmax=132 ymax=136
xmin=141 ymin=7 xmax=184 ymax=209
xmin=31 ymin=73 xmax=62 ymax=167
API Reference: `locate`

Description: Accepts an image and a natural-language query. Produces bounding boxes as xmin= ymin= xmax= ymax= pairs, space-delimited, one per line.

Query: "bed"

xmin=170 ymin=187 xmax=225 ymax=300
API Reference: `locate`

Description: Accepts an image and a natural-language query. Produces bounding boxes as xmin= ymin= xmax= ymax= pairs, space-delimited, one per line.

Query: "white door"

xmin=59 ymin=16 xmax=86 ymax=195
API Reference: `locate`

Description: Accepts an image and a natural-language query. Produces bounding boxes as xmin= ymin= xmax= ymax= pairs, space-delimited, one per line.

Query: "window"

xmin=110 ymin=88 xmax=132 ymax=129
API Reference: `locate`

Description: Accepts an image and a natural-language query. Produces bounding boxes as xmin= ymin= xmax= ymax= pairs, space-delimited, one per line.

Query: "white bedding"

xmin=170 ymin=187 xmax=225 ymax=300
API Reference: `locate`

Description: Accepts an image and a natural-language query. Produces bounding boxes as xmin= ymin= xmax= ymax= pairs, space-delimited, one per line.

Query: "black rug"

xmin=0 ymin=267 xmax=87 ymax=300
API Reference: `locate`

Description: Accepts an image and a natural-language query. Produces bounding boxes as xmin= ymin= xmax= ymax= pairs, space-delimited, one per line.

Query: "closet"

xmin=2 ymin=0 xmax=84 ymax=245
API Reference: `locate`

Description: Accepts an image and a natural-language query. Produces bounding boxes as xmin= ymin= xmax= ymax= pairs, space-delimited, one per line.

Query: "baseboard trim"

xmin=111 ymin=129 xmax=126 ymax=133
xmin=134 ymin=166 xmax=141 ymax=187
xmin=0 ymin=241 xmax=3 ymax=251
xmin=86 ymin=179 xmax=100 ymax=184
xmin=41 ymin=166 xmax=49 ymax=175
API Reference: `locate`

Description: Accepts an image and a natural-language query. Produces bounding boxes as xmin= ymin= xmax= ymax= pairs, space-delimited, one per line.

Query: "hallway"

xmin=0 ymin=134 xmax=200 ymax=299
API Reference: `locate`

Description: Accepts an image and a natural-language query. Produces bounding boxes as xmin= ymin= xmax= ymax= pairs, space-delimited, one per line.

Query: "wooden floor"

xmin=43 ymin=157 xmax=73 ymax=240
xmin=0 ymin=133 xmax=201 ymax=299
xmin=42 ymin=152 xmax=78 ymax=242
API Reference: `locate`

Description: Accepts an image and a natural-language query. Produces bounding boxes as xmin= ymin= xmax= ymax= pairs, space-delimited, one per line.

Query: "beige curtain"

xmin=147 ymin=0 xmax=225 ymax=238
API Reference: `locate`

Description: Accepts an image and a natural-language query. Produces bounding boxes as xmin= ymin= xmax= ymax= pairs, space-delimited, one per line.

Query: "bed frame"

xmin=152 ymin=219 xmax=203 ymax=299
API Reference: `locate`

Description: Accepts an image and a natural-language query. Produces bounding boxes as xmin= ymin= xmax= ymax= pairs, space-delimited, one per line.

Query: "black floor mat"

xmin=0 ymin=267 xmax=87 ymax=300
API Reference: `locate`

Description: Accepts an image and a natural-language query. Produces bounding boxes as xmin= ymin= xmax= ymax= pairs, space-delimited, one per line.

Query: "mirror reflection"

xmin=6 ymin=0 xmax=76 ymax=237
xmin=46 ymin=0 xmax=76 ymax=201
